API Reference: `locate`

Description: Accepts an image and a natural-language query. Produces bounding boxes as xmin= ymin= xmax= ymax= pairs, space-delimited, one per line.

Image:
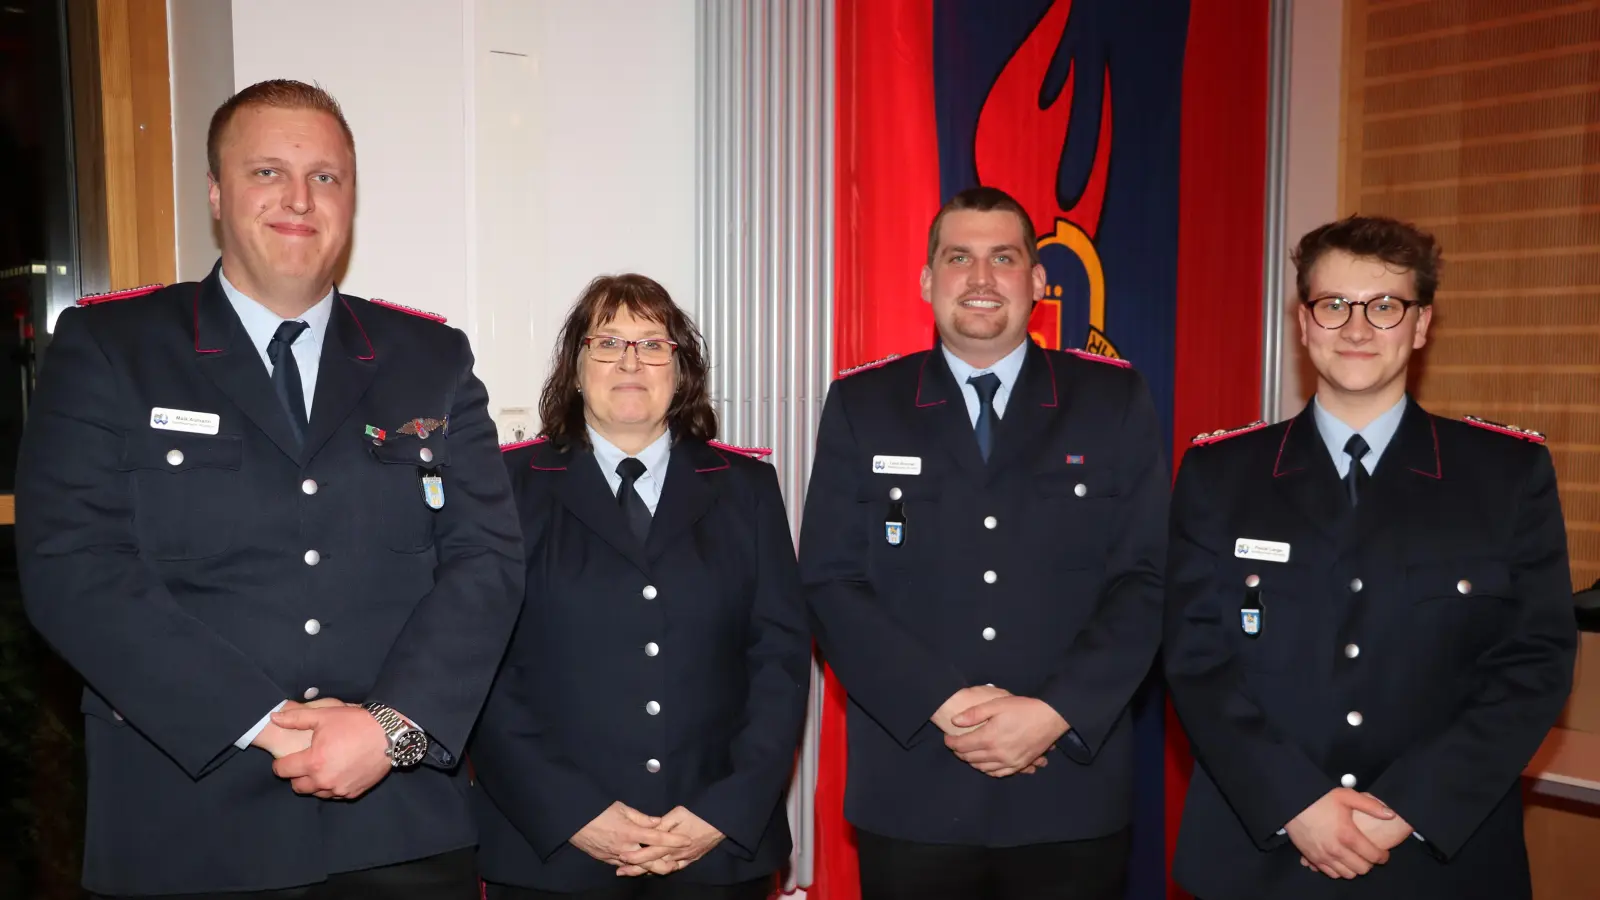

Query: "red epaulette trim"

xmin=708 ymin=440 xmax=773 ymax=459
xmin=1462 ymin=415 xmax=1545 ymax=443
xmin=1064 ymin=348 xmax=1132 ymax=368
xmin=369 ymin=298 xmax=448 ymax=323
xmin=500 ymin=436 xmax=548 ymax=452
xmin=76 ymin=284 xmax=164 ymax=306
xmin=1191 ymin=420 xmax=1268 ymax=446
xmin=837 ymin=353 xmax=900 ymax=378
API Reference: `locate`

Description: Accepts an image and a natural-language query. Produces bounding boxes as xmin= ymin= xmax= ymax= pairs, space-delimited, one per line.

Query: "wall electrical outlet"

xmin=496 ymin=407 xmax=535 ymax=445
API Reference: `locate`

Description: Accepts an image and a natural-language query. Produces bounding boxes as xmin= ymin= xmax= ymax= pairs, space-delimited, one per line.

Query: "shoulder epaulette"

xmin=76 ymin=284 xmax=164 ymax=306
xmin=1462 ymin=415 xmax=1545 ymax=443
xmin=368 ymin=298 xmax=448 ymax=323
xmin=837 ymin=353 xmax=900 ymax=378
xmin=708 ymin=440 xmax=773 ymax=459
xmin=500 ymin=436 xmax=548 ymax=452
xmin=1063 ymin=348 xmax=1132 ymax=368
xmin=1191 ymin=420 xmax=1268 ymax=446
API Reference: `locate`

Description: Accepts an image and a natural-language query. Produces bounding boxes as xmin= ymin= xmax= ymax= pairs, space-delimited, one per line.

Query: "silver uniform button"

xmin=645 ymin=701 xmax=661 ymax=715
xmin=1347 ymin=711 xmax=1363 ymax=727
xmin=303 ymin=687 xmax=320 ymax=700
xmin=301 ymin=478 xmax=318 ymax=495
xmin=1350 ymin=578 xmax=1363 ymax=592
xmin=889 ymin=487 xmax=903 ymax=501
xmin=420 ymin=447 xmax=434 ymax=464
xmin=304 ymin=619 xmax=322 ymax=635
xmin=1245 ymin=574 xmax=1260 ymax=588
xmin=983 ymin=516 xmax=998 ymax=529
xmin=645 ymin=642 xmax=660 ymax=657
xmin=1341 ymin=773 xmax=1358 ymax=789
xmin=166 ymin=449 xmax=184 ymax=466
xmin=304 ymin=549 xmax=321 ymax=566
xmin=1073 ymin=483 xmax=1087 ymax=498
xmin=982 ymin=626 xmax=996 ymax=641
xmin=1457 ymin=579 xmax=1472 ymax=595
xmin=642 ymin=585 xmax=658 ymax=600
xmin=645 ymin=758 xmax=661 ymax=773
xmin=983 ymin=570 xmax=998 ymax=584
xmin=1344 ymin=643 xmax=1360 ymax=659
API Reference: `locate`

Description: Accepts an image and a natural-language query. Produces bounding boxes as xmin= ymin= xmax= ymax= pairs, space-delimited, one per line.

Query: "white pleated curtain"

xmin=694 ymin=0 xmax=834 ymax=892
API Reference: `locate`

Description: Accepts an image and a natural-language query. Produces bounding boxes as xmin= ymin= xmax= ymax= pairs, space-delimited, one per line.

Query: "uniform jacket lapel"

xmin=302 ymin=294 xmax=378 ymax=462
xmin=987 ymin=342 xmax=1063 ymax=475
xmin=911 ymin=347 xmax=989 ymax=480
xmin=545 ymin=442 xmax=654 ymax=575
xmin=644 ymin=441 xmax=724 ymax=563
xmin=1269 ymin=403 xmax=1350 ymax=543
xmin=191 ymin=266 xmax=302 ymax=462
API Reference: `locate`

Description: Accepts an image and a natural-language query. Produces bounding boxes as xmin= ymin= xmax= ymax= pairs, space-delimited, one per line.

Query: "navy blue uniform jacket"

xmin=14 ymin=268 xmax=524 ymax=895
xmin=1165 ymin=399 xmax=1577 ymax=900
xmin=471 ymin=437 xmax=811 ymax=892
xmin=797 ymin=343 xmax=1169 ymax=847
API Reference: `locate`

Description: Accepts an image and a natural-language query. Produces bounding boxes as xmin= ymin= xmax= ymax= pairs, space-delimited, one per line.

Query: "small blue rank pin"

xmin=421 ymin=473 xmax=445 ymax=509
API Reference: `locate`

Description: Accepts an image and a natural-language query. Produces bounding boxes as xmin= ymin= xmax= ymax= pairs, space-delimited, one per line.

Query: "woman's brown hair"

xmin=537 ymin=274 xmax=718 ymax=449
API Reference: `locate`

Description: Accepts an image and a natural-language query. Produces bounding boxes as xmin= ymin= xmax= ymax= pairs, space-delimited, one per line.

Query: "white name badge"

xmin=872 ymin=455 xmax=922 ymax=476
xmin=1234 ymin=538 xmax=1291 ymax=564
xmin=150 ymin=407 xmax=220 ymax=436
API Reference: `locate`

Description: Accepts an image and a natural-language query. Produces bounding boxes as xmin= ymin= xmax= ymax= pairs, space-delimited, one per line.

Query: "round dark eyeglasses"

xmin=1303 ymin=295 xmax=1423 ymax=330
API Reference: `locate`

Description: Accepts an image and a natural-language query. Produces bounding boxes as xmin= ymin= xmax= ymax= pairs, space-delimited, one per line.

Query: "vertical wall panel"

xmin=696 ymin=0 xmax=834 ymax=890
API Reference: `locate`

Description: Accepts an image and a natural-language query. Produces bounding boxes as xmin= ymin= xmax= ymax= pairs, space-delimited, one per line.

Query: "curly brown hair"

xmin=1293 ymin=215 xmax=1442 ymax=306
xmin=537 ymin=274 xmax=718 ymax=449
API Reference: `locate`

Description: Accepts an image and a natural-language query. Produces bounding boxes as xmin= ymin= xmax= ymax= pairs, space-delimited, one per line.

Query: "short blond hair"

xmin=206 ymin=79 xmax=355 ymax=177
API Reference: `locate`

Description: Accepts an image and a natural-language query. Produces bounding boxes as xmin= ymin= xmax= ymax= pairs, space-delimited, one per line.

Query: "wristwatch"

xmin=363 ymin=702 xmax=429 ymax=769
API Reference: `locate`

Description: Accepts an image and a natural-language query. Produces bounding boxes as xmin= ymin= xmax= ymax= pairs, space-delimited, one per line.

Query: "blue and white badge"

xmin=885 ymin=522 xmax=904 ymax=546
xmin=1241 ymin=609 xmax=1261 ymax=635
xmin=422 ymin=474 xmax=445 ymax=509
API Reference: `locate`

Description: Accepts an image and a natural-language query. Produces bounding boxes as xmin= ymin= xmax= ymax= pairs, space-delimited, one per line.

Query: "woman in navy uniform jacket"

xmin=471 ymin=275 xmax=811 ymax=900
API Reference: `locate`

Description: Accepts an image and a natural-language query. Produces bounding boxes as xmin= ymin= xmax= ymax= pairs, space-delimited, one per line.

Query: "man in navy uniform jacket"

xmin=15 ymin=80 xmax=522 ymax=899
xmin=798 ymin=186 xmax=1169 ymax=900
xmin=1165 ymin=215 xmax=1577 ymax=900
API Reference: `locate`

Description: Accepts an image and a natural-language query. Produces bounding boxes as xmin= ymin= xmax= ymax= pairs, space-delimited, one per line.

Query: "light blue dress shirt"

xmin=941 ymin=339 xmax=1030 ymax=427
xmin=588 ymin=425 xmax=672 ymax=515
xmin=218 ymin=267 xmax=335 ymax=415
xmin=1312 ymin=395 xmax=1407 ymax=477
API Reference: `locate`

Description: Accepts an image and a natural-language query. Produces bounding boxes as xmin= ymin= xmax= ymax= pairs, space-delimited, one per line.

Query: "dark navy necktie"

xmin=268 ymin=320 xmax=310 ymax=446
xmin=1343 ymin=433 xmax=1370 ymax=507
xmin=968 ymin=373 xmax=1001 ymax=462
xmin=616 ymin=457 xmax=653 ymax=541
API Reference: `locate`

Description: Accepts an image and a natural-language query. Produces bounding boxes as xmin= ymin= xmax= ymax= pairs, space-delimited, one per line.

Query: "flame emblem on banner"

xmin=975 ymin=0 xmax=1118 ymax=358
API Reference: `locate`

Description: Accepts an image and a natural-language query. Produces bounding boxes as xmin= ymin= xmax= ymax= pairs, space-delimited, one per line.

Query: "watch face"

xmin=390 ymin=730 xmax=428 ymax=768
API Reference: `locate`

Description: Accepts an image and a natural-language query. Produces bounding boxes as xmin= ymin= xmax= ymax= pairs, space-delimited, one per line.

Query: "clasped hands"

xmin=572 ymin=801 xmax=724 ymax=877
xmin=249 ymin=697 xmax=396 ymax=800
xmin=933 ymin=685 xmax=1068 ymax=778
xmin=1286 ymin=787 xmax=1413 ymax=880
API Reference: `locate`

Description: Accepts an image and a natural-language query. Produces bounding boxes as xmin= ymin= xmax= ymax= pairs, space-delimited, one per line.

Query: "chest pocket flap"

xmin=119 ymin=432 xmax=242 ymax=472
xmin=370 ymin=438 xmax=453 ymax=468
xmin=1406 ymin=558 xmax=1513 ymax=604
xmin=1035 ymin=467 xmax=1119 ymax=499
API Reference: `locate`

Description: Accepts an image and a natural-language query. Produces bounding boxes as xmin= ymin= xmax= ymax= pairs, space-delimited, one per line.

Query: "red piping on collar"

xmin=340 ymin=297 xmax=376 ymax=361
xmin=500 ymin=436 xmax=547 ymax=453
xmin=1039 ymin=351 xmax=1059 ymax=407
xmin=1409 ymin=418 xmax=1442 ymax=479
xmin=1273 ymin=417 xmax=1305 ymax=478
xmin=696 ymin=449 xmax=732 ymax=473
xmin=914 ymin=353 xmax=946 ymax=408
xmin=194 ymin=285 xmax=222 ymax=354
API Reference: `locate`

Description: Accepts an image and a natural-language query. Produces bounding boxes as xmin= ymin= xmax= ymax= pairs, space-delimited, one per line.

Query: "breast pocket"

xmin=1405 ymin=558 xmax=1515 ymax=655
xmin=120 ymin=432 xmax=243 ymax=560
xmin=367 ymin=437 xmax=452 ymax=552
xmin=1034 ymin=467 xmax=1120 ymax=568
xmin=857 ymin=476 xmax=941 ymax=584
xmin=1224 ymin=558 xmax=1309 ymax=673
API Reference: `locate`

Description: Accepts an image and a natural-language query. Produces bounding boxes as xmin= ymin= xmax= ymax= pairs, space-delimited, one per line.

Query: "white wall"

xmin=169 ymin=1 xmax=698 ymax=438
xmin=1280 ymin=0 xmax=1345 ymax=418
